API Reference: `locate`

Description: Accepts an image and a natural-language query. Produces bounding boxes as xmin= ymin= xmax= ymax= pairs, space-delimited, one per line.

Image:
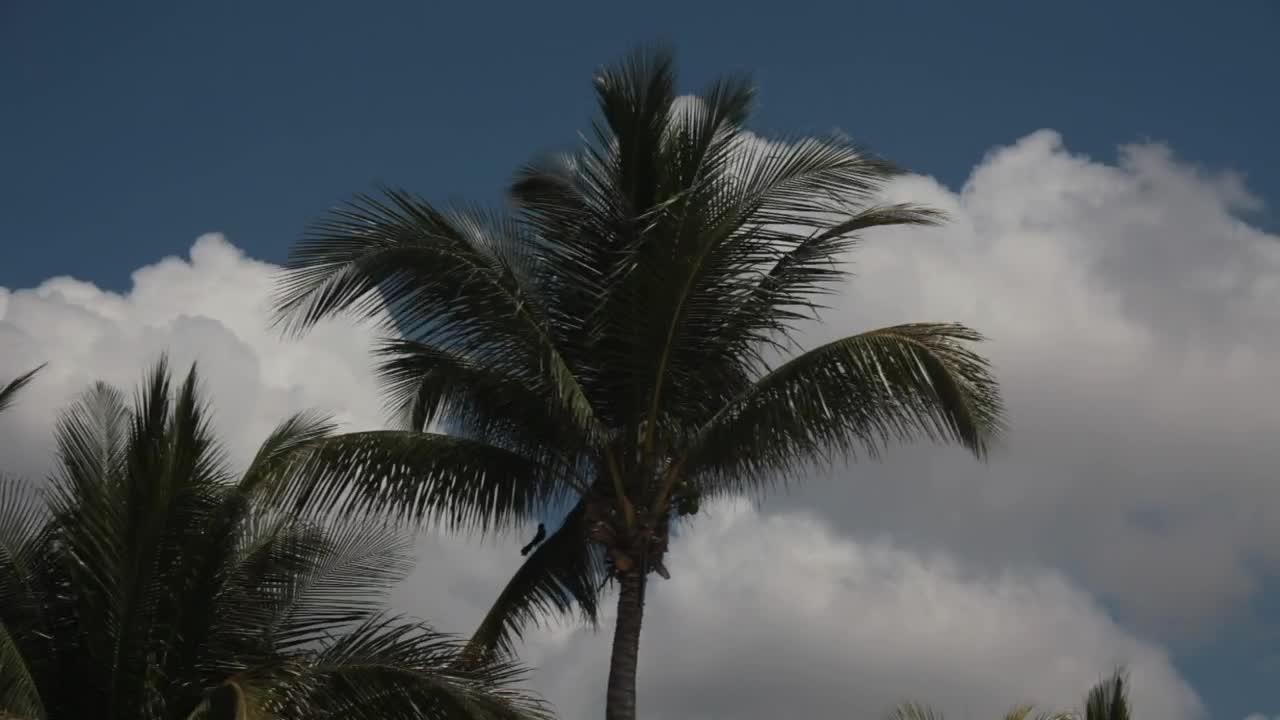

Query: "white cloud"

xmin=396 ymin=501 xmax=1202 ymax=720
xmin=779 ymin=129 xmax=1280 ymax=634
xmin=0 ymin=233 xmax=388 ymax=477
xmin=7 ymin=125 xmax=1271 ymax=718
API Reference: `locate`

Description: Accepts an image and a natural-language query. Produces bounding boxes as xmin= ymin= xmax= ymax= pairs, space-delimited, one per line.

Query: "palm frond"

xmin=271 ymin=192 xmax=600 ymax=441
xmin=0 ymin=365 xmax=44 ymax=417
xmin=239 ymin=411 xmax=339 ymax=496
xmin=591 ymin=43 xmax=677 ymax=221
xmin=262 ymin=517 xmax=415 ymax=651
xmin=683 ymin=323 xmax=1005 ymax=496
xmin=463 ymin=500 xmax=603 ymax=660
xmin=1084 ymin=669 xmax=1130 ymax=720
xmin=1004 ymin=704 xmax=1075 ymax=720
xmin=889 ymin=702 xmax=944 ymax=720
xmin=0 ymin=477 xmax=49 ymax=619
xmin=374 ymin=339 xmax=587 ymax=462
xmin=0 ymin=622 xmax=44 ymax=720
xmin=712 ymin=204 xmax=946 ymax=366
xmin=293 ymin=615 xmax=552 ymax=720
xmin=271 ymin=432 xmax=567 ymax=534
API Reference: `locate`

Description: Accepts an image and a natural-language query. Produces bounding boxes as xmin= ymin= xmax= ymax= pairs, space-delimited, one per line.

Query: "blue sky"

xmin=4 ymin=2 xmax=1280 ymax=718
xmin=4 ymin=0 xmax=1277 ymax=290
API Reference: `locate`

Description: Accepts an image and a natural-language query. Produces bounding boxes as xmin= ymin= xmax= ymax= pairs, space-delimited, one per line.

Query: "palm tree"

xmin=0 ymin=357 xmax=551 ymax=720
xmin=270 ymin=47 xmax=1005 ymax=720
xmin=889 ymin=669 xmax=1132 ymax=720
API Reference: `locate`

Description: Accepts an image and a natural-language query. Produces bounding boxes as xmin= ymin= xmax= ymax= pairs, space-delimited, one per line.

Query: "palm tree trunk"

xmin=605 ymin=570 xmax=647 ymax=720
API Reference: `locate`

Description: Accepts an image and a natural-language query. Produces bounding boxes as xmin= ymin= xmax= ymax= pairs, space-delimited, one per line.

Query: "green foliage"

xmin=271 ymin=45 xmax=1005 ymax=675
xmin=1084 ymin=669 xmax=1130 ymax=720
xmin=889 ymin=668 xmax=1133 ymax=720
xmin=0 ymin=358 xmax=550 ymax=720
xmin=0 ymin=366 xmax=44 ymax=417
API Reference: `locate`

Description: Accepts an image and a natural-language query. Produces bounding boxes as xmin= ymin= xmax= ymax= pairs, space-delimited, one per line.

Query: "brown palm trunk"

xmin=605 ymin=570 xmax=647 ymax=720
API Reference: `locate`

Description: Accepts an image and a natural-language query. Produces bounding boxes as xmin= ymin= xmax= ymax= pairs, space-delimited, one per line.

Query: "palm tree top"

xmin=0 ymin=356 xmax=551 ymax=720
xmin=269 ymin=46 xmax=1005 ymax=718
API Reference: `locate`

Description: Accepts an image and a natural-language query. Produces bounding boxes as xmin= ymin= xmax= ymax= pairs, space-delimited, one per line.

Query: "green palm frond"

xmin=684 ymin=323 xmax=1004 ymax=497
xmin=0 ymin=622 xmax=44 ymax=720
xmin=289 ymin=615 xmax=553 ymax=720
xmin=889 ymin=702 xmax=945 ymax=720
xmin=0 ymin=365 xmax=43 ymax=417
xmin=714 ymin=204 xmax=946 ymax=361
xmin=261 ymin=517 xmax=414 ymax=651
xmin=1084 ymin=669 xmax=1130 ymax=720
xmin=271 ymin=191 xmax=599 ymax=440
xmin=464 ymin=500 xmax=604 ymax=660
xmin=273 ymin=431 xmax=569 ymax=533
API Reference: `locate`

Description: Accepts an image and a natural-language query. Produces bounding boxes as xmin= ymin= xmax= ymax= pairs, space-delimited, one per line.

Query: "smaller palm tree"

xmin=888 ymin=669 xmax=1132 ymax=720
xmin=0 ymin=357 xmax=550 ymax=720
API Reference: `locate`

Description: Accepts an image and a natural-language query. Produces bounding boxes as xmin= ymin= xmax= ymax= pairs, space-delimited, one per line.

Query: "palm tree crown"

xmin=272 ymin=46 xmax=1005 ymax=719
xmin=0 ymin=358 xmax=550 ymax=720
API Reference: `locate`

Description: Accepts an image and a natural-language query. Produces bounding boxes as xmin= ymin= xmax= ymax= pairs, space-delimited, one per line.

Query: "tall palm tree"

xmin=270 ymin=47 xmax=1005 ymax=720
xmin=889 ymin=668 xmax=1132 ymax=720
xmin=0 ymin=357 xmax=551 ymax=720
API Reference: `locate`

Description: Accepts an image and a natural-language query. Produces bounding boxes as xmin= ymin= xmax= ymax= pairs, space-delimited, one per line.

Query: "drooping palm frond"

xmin=212 ymin=615 xmax=551 ymax=720
xmin=463 ymin=500 xmax=605 ymax=660
xmin=0 ymin=365 xmax=43 ymax=417
xmin=888 ymin=703 xmax=946 ymax=720
xmin=888 ymin=701 xmax=1074 ymax=720
xmin=0 ymin=622 xmax=43 ymax=720
xmin=239 ymin=410 xmax=339 ymax=494
xmin=270 ymin=191 xmax=599 ymax=441
xmin=374 ymin=338 xmax=588 ymax=465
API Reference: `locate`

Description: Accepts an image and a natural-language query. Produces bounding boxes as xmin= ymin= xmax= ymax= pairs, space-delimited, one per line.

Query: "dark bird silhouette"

xmin=520 ymin=523 xmax=546 ymax=556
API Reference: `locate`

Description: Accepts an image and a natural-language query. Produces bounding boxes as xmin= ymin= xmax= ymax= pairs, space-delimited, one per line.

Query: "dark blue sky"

xmin=4 ymin=0 xmax=1277 ymax=291
xmin=4 ymin=1 xmax=1279 ymax=716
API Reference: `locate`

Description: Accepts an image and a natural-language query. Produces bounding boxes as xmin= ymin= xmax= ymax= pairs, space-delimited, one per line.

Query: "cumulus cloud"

xmin=778 ymin=129 xmax=1280 ymax=635
xmin=396 ymin=500 xmax=1202 ymax=720
xmin=5 ymin=127 xmax=1266 ymax=719
xmin=0 ymin=233 xmax=388 ymax=476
